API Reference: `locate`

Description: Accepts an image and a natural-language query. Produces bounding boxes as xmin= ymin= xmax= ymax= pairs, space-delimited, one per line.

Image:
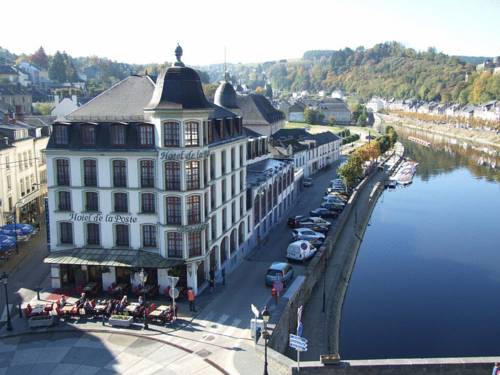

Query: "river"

xmin=339 ymin=129 xmax=500 ymax=360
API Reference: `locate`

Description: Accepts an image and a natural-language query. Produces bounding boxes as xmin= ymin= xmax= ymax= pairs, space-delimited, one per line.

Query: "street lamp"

xmin=1 ymin=272 xmax=12 ymax=331
xmin=262 ymin=305 xmax=271 ymax=375
xmin=138 ymin=268 xmax=148 ymax=330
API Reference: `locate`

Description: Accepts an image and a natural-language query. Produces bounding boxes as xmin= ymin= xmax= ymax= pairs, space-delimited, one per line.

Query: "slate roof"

xmin=66 ymin=75 xmax=155 ymax=121
xmin=272 ymin=128 xmax=339 ymax=146
xmin=311 ymin=131 xmax=340 ymax=145
xmin=0 ymin=65 xmax=17 ymax=75
xmin=243 ymin=127 xmax=264 ymax=138
xmin=246 ymin=158 xmax=289 ymax=186
xmin=236 ymin=94 xmax=285 ymax=125
xmin=209 ymin=104 xmax=238 ymax=119
xmin=214 ymin=81 xmax=239 ymax=109
xmin=145 ymin=66 xmax=212 ymax=110
xmin=0 ymin=85 xmax=31 ymax=96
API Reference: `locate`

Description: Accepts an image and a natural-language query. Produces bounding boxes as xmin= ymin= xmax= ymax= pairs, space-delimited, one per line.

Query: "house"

xmin=288 ymin=101 xmax=306 ymax=122
xmin=366 ymin=98 xmax=385 ymax=113
xmin=0 ymin=65 xmax=18 ymax=84
xmin=0 ymin=85 xmax=33 ymax=115
xmin=317 ymin=98 xmax=351 ymax=124
xmin=51 ymin=94 xmax=79 ymax=118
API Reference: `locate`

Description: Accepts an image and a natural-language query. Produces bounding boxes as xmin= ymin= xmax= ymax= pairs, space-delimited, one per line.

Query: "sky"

xmin=1 ymin=0 xmax=499 ymax=66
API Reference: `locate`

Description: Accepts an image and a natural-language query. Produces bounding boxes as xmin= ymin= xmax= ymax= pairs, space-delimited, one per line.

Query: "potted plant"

xmin=108 ymin=314 xmax=133 ymax=327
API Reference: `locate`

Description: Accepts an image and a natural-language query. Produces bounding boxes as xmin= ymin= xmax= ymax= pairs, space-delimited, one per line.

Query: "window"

xmin=210 ymin=154 xmax=215 ymax=179
xmin=85 ymin=192 xmax=99 ymax=212
xmin=239 ymin=145 xmax=244 ymax=167
xmin=222 ymin=179 xmax=227 ymax=202
xmin=184 ymin=121 xmax=199 ymax=147
xmin=231 ymin=201 xmax=236 ymax=223
xmin=81 ymin=125 xmax=96 ymax=145
xmin=56 ymin=159 xmax=70 ymax=186
xmin=141 ymin=193 xmax=155 ymax=213
xmin=186 ymin=195 xmax=201 ymax=225
xmin=112 ymin=160 xmax=127 ymax=187
xmin=60 ymin=222 xmax=73 ymax=244
xmin=6 ymin=175 xmax=11 ymax=190
xmin=188 ymin=231 xmax=202 ymax=257
xmin=164 ymin=162 xmax=180 ymax=190
xmin=111 ymin=124 xmax=126 ymax=145
xmin=114 ymin=193 xmax=128 ymax=213
xmin=115 ymin=224 xmax=129 ymax=247
xmin=28 ymin=151 xmax=33 ymax=167
xmin=58 ymin=191 xmax=71 ymax=211
xmin=142 ymin=225 xmax=156 ymax=247
xmin=221 ymin=150 xmax=226 ymax=174
xmin=240 ymin=170 xmax=244 ymax=191
xmin=83 ymin=159 xmax=97 ymax=186
xmin=231 ymin=174 xmax=235 ymax=197
xmin=185 ymin=161 xmax=200 ymax=190
xmin=139 ymin=124 xmax=154 ymax=146
xmin=166 ymin=196 xmax=181 ymax=225
xmin=210 ymin=184 xmax=216 ymax=210
xmin=230 ymin=148 xmax=235 ymax=170
xmin=54 ymin=125 xmax=69 ymax=145
xmin=5 ymin=156 xmax=9 ymax=171
xmin=163 ymin=122 xmax=180 ymax=147
xmin=211 ymin=215 xmax=217 ymax=239
xmin=222 ymin=207 xmax=227 ymax=231
xmin=140 ymin=160 xmax=155 ymax=188
xmin=240 ymin=195 xmax=244 ymax=216
xmin=167 ymin=232 xmax=183 ymax=258
xmin=87 ymin=223 xmax=100 ymax=245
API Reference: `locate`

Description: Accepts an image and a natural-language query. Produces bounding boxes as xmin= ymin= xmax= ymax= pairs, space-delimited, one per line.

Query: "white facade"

xmin=51 ymin=95 xmax=79 ymax=117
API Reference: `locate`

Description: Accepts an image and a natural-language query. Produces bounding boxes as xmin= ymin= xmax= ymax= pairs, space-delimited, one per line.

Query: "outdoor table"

xmin=31 ymin=305 xmax=45 ymax=315
xmin=156 ymin=305 xmax=170 ymax=311
xmin=66 ymin=297 xmax=78 ymax=304
xmin=125 ymin=303 xmax=139 ymax=313
xmin=148 ymin=309 xmax=163 ymax=318
xmin=61 ymin=305 xmax=74 ymax=314
xmin=95 ymin=304 xmax=107 ymax=311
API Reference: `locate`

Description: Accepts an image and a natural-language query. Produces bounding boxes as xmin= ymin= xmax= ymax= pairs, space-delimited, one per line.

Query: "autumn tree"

xmin=30 ymin=46 xmax=49 ymax=69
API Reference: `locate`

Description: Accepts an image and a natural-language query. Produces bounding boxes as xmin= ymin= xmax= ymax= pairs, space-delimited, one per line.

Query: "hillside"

xmin=217 ymin=42 xmax=499 ymax=104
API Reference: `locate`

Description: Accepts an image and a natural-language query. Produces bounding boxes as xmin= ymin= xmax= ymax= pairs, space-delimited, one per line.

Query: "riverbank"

xmin=380 ymin=114 xmax=500 ymax=149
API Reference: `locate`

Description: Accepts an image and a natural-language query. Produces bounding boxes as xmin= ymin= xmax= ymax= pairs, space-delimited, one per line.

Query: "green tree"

xmin=328 ymin=116 xmax=336 ymax=126
xmin=32 ymin=102 xmax=54 ymax=115
xmin=338 ymin=153 xmax=363 ymax=189
xmin=49 ymin=51 xmax=67 ymax=83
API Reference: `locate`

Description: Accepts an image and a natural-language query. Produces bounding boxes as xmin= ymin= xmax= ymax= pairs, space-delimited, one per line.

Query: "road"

xmin=0 ymin=160 xmax=344 ymax=374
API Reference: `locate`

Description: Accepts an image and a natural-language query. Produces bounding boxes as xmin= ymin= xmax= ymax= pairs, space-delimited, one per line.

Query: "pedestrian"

xmin=492 ymin=363 xmax=500 ymax=375
xmin=187 ymin=288 xmax=196 ymax=312
xmin=221 ymin=268 xmax=226 ymax=286
xmin=271 ymin=287 xmax=278 ymax=305
xmin=209 ymin=268 xmax=215 ymax=292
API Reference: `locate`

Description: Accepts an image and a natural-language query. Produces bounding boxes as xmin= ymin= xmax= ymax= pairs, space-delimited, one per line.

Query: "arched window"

xmin=186 ymin=195 xmax=201 ymax=224
xmin=163 ymin=122 xmax=180 ymax=147
xmin=166 ymin=196 xmax=181 ymax=225
xmin=185 ymin=121 xmax=199 ymax=147
xmin=165 ymin=162 xmax=180 ymax=190
xmin=238 ymin=221 xmax=245 ymax=245
xmin=230 ymin=229 xmax=237 ymax=254
xmin=139 ymin=124 xmax=154 ymax=146
xmin=254 ymin=195 xmax=260 ymax=225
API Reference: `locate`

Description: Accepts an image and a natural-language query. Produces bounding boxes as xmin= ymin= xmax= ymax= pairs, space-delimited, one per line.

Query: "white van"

xmin=286 ymin=240 xmax=317 ymax=262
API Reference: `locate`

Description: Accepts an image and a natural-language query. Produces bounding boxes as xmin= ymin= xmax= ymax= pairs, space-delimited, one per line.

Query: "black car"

xmin=321 ymin=202 xmax=344 ymax=213
xmin=310 ymin=208 xmax=338 ymax=218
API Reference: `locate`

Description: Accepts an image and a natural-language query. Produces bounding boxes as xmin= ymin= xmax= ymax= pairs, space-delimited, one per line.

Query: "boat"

xmin=390 ymin=160 xmax=418 ymax=185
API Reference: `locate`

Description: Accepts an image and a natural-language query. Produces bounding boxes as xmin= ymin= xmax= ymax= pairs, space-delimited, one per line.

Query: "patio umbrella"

xmin=1 ymin=223 xmax=33 ymax=235
xmin=0 ymin=234 xmax=16 ymax=251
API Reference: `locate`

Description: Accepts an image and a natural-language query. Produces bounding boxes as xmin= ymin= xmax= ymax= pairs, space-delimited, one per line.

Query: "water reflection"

xmin=339 ymin=128 xmax=500 ymax=360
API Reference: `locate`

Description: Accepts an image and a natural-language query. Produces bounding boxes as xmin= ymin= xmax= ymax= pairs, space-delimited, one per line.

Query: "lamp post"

xmin=1 ymin=272 xmax=12 ymax=331
xmin=262 ymin=305 xmax=270 ymax=375
xmin=139 ymin=268 xmax=148 ymax=330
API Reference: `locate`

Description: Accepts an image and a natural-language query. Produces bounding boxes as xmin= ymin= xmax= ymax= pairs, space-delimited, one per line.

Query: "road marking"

xmin=198 ymin=310 xmax=215 ymax=323
xmin=222 ymin=318 xmax=241 ymax=340
xmin=1 ymin=304 xmax=13 ymax=322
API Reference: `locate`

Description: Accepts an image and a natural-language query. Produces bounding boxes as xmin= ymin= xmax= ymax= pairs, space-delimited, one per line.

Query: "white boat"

xmin=390 ymin=161 xmax=418 ymax=185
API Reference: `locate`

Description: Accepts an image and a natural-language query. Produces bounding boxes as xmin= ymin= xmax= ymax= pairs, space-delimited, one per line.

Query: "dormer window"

xmin=185 ymin=121 xmax=199 ymax=147
xmin=81 ymin=125 xmax=96 ymax=145
xmin=54 ymin=125 xmax=68 ymax=145
xmin=139 ymin=124 xmax=154 ymax=146
xmin=111 ymin=124 xmax=126 ymax=146
xmin=164 ymin=122 xmax=180 ymax=147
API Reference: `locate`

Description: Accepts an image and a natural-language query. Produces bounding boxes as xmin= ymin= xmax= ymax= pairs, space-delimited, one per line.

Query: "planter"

xmin=28 ymin=315 xmax=55 ymax=328
xmin=109 ymin=315 xmax=133 ymax=327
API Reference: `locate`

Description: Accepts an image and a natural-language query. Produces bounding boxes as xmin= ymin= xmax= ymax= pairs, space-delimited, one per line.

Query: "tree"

xmin=49 ymin=51 xmax=67 ymax=83
xmin=255 ymin=86 xmax=266 ymax=95
xmin=30 ymin=46 xmax=49 ymax=70
xmin=32 ymin=102 xmax=54 ymax=115
xmin=63 ymin=53 xmax=79 ymax=82
xmin=304 ymin=108 xmax=324 ymax=125
xmin=328 ymin=116 xmax=336 ymax=126
xmin=338 ymin=153 xmax=363 ymax=190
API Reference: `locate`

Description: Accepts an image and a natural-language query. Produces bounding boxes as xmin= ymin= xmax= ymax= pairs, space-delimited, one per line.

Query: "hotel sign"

xmin=160 ymin=150 xmax=210 ymax=161
xmin=69 ymin=213 xmax=138 ymax=224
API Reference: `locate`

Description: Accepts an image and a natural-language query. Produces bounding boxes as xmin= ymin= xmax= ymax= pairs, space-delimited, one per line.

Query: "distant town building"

xmin=317 ymin=98 xmax=351 ymax=124
xmin=288 ymin=101 xmax=306 ymax=122
xmin=51 ymin=94 xmax=79 ymax=118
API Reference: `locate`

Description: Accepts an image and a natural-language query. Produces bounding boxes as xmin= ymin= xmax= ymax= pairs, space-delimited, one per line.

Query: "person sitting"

xmin=83 ymin=299 xmax=93 ymax=314
xmin=138 ymin=295 xmax=145 ymax=307
xmin=120 ymin=295 xmax=128 ymax=306
xmin=60 ymin=295 xmax=67 ymax=307
xmin=76 ymin=292 xmax=86 ymax=308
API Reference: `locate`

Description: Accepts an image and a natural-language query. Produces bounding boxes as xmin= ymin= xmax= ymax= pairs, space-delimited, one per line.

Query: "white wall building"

xmin=51 ymin=95 xmax=79 ymax=118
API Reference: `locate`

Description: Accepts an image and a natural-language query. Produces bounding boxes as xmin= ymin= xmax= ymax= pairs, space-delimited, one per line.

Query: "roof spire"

xmin=223 ymin=46 xmax=229 ymax=82
xmin=174 ymin=43 xmax=185 ymax=67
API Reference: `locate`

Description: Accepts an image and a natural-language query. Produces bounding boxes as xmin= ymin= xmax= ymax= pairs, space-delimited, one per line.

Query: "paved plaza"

xmin=0 ymin=330 xmax=226 ymax=375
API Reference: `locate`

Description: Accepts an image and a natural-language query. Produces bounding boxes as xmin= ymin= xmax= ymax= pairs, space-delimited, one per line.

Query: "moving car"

xmin=287 ymin=241 xmax=317 ymax=262
xmin=265 ymin=262 xmax=294 ymax=287
xmin=310 ymin=207 xmax=338 ymax=218
xmin=291 ymin=228 xmax=325 ymax=244
xmin=303 ymin=177 xmax=313 ymax=187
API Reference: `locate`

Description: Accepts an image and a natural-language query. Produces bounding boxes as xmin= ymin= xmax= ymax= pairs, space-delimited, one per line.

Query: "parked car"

xmin=289 ymin=216 xmax=331 ymax=233
xmin=291 ymin=228 xmax=325 ymax=244
xmin=303 ymin=177 xmax=313 ymax=187
xmin=310 ymin=207 xmax=338 ymax=218
xmin=323 ymin=196 xmax=346 ymax=206
xmin=287 ymin=215 xmax=307 ymax=228
xmin=326 ymin=192 xmax=348 ymax=202
xmin=265 ymin=262 xmax=294 ymax=287
xmin=287 ymin=241 xmax=317 ymax=262
xmin=321 ymin=202 xmax=344 ymax=212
